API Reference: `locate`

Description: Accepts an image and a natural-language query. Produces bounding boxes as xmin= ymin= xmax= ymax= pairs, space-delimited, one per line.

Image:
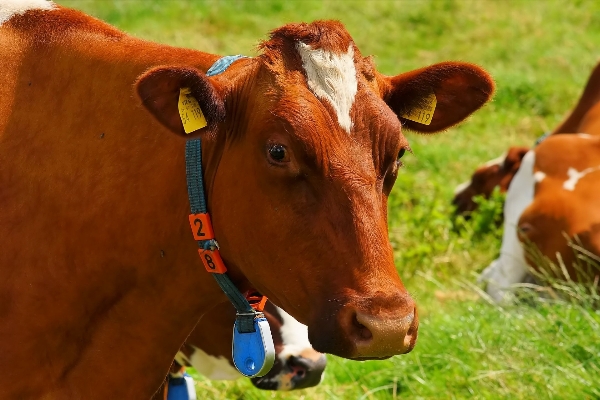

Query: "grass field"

xmin=60 ymin=1 xmax=600 ymax=398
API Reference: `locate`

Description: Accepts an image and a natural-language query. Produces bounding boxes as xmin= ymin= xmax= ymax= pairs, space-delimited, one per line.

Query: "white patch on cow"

xmin=0 ymin=0 xmax=54 ymax=25
xmin=483 ymin=152 xmax=507 ymax=169
xmin=453 ymin=180 xmax=470 ymax=196
xmin=275 ymin=305 xmax=312 ymax=363
xmin=184 ymin=375 xmax=197 ymax=400
xmin=533 ymin=171 xmax=546 ymax=182
xmin=577 ymin=133 xmax=593 ymax=139
xmin=479 ymin=151 xmax=536 ymax=302
xmin=180 ymin=346 xmax=240 ymax=381
xmin=296 ymin=42 xmax=357 ymax=133
xmin=563 ymin=165 xmax=600 ymax=191
xmin=454 ymin=152 xmax=507 ymax=196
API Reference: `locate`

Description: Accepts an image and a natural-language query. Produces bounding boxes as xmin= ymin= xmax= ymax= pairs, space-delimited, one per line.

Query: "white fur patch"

xmin=483 ymin=152 xmax=507 ymax=169
xmin=577 ymin=133 xmax=593 ymax=139
xmin=533 ymin=171 xmax=546 ymax=182
xmin=180 ymin=346 xmax=240 ymax=381
xmin=563 ymin=165 xmax=600 ymax=191
xmin=454 ymin=152 xmax=506 ymax=196
xmin=297 ymin=42 xmax=357 ymax=133
xmin=453 ymin=180 xmax=470 ymax=196
xmin=480 ymin=151 xmax=536 ymax=302
xmin=276 ymin=305 xmax=312 ymax=363
xmin=0 ymin=0 xmax=54 ymax=25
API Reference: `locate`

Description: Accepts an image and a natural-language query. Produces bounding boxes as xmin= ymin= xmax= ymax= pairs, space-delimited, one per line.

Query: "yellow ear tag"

xmin=178 ymin=88 xmax=207 ymax=134
xmin=401 ymin=92 xmax=437 ymax=125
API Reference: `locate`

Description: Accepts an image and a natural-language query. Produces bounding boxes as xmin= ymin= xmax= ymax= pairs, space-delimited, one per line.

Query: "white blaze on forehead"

xmin=483 ymin=152 xmax=507 ymax=168
xmin=275 ymin=305 xmax=312 ymax=362
xmin=453 ymin=152 xmax=507 ymax=196
xmin=0 ymin=0 xmax=54 ymax=24
xmin=296 ymin=42 xmax=357 ymax=133
xmin=453 ymin=180 xmax=470 ymax=196
xmin=563 ymin=165 xmax=600 ymax=191
xmin=479 ymin=150 xmax=536 ymax=302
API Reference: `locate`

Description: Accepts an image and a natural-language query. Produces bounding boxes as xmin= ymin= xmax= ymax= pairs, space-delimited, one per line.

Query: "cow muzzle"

xmin=309 ymin=292 xmax=419 ymax=359
xmin=351 ymin=307 xmax=418 ymax=358
xmin=250 ymin=350 xmax=327 ymax=390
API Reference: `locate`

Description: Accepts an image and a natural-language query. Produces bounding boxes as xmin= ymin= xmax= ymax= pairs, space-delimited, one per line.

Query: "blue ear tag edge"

xmin=232 ymin=317 xmax=276 ymax=378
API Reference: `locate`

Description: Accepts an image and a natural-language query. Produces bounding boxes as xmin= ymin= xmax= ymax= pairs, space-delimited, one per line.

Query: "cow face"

xmin=136 ymin=21 xmax=494 ymax=359
xmin=453 ymin=146 xmax=529 ymax=217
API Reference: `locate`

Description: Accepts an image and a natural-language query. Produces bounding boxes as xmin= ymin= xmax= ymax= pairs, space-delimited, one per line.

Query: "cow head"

xmin=136 ymin=21 xmax=494 ymax=359
xmin=453 ymin=146 xmax=529 ymax=217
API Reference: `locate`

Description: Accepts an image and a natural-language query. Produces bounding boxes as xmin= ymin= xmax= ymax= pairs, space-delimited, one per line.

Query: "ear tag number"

xmin=178 ymin=87 xmax=207 ymax=134
xmin=401 ymin=92 xmax=437 ymax=125
xmin=232 ymin=317 xmax=275 ymax=377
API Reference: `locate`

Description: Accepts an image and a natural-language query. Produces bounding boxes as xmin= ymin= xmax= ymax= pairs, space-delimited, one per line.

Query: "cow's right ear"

xmin=135 ymin=66 xmax=226 ymax=137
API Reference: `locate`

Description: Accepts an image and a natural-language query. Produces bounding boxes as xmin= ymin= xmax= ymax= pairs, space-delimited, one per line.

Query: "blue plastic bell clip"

xmin=232 ymin=315 xmax=275 ymax=377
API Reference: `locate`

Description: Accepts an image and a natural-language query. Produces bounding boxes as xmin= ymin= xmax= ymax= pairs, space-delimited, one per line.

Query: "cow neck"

xmin=185 ymin=138 xmax=260 ymax=332
xmin=183 ymin=56 xmax=276 ymax=378
xmin=185 ymin=55 xmax=268 ymax=328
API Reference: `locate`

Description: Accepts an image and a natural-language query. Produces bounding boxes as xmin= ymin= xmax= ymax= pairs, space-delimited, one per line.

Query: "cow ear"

xmin=135 ymin=66 xmax=226 ymax=137
xmin=383 ymin=62 xmax=495 ymax=133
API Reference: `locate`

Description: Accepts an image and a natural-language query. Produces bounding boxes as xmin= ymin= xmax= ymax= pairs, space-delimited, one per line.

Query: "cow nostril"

xmin=403 ymin=307 xmax=419 ymax=353
xmin=294 ymin=367 xmax=306 ymax=378
xmin=354 ymin=314 xmax=373 ymax=341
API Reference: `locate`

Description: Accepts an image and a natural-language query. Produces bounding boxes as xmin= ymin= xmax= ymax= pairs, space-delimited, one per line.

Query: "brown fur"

xmin=0 ymin=6 xmax=493 ymax=399
xmin=453 ymin=146 xmax=530 ymax=216
xmin=454 ymin=59 xmax=600 ymax=217
xmin=552 ymin=60 xmax=600 ymax=135
xmin=519 ymin=134 xmax=600 ymax=281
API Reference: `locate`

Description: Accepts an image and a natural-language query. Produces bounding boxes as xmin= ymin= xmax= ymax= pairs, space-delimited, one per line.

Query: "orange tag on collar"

xmin=189 ymin=213 xmax=215 ymax=240
xmin=198 ymin=249 xmax=227 ymax=274
xmin=245 ymin=290 xmax=268 ymax=312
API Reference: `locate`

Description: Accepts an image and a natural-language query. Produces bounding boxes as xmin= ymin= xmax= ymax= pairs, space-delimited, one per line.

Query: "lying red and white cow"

xmin=453 ymin=59 xmax=600 ymax=216
xmin=172 ymin=302 xmax=326 ymax=391
xmin=470 ymin=61 xmax=600 ymax=301
xmin=0 ymin=2 xmax=493 ymax=398
xmin=480 ymin=133 xmax=600 ymax=301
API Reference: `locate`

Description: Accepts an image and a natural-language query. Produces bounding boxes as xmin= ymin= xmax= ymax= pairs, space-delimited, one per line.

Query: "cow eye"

xmin=267 ymin=144 xmax=289 ymax=163
xmin=397 ymin=148 xmax=406 ymax=160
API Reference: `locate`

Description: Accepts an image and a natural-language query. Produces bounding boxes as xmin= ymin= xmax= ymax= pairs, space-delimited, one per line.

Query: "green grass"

xmin=58 ymin=1 xmax=600 ymax=398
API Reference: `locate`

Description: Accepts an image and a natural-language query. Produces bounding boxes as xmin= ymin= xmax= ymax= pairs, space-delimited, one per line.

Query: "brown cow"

xmin=0 ymin=2 xmax=493 ymax=398
xmin=173 ymin=302 xmax=326 ymax=391
xmin=453 ymin=59 xmax=600 ymax=216
xmin=479 ymin=133 xmax=600 ymax=302
xmin=452 ymin=146 xmax=530 ymax=216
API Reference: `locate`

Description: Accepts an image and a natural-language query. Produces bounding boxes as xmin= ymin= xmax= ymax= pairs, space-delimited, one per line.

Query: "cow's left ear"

xmin=135 ymin=66 xmax=226 ymax=137
xmin=382 ymin=62 xmax=495 ymax=133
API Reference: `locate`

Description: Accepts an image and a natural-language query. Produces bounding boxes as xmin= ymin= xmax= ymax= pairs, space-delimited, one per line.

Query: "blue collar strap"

xmin=535 ymin=131 xmax=550 ymax=146
xmin=206 ymin=55 xmax=248 ymax=77
xmin=184 ymin=55 xmax=275 ymax=378
xmin=185 ymin=140 xmax=255 ymax=328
